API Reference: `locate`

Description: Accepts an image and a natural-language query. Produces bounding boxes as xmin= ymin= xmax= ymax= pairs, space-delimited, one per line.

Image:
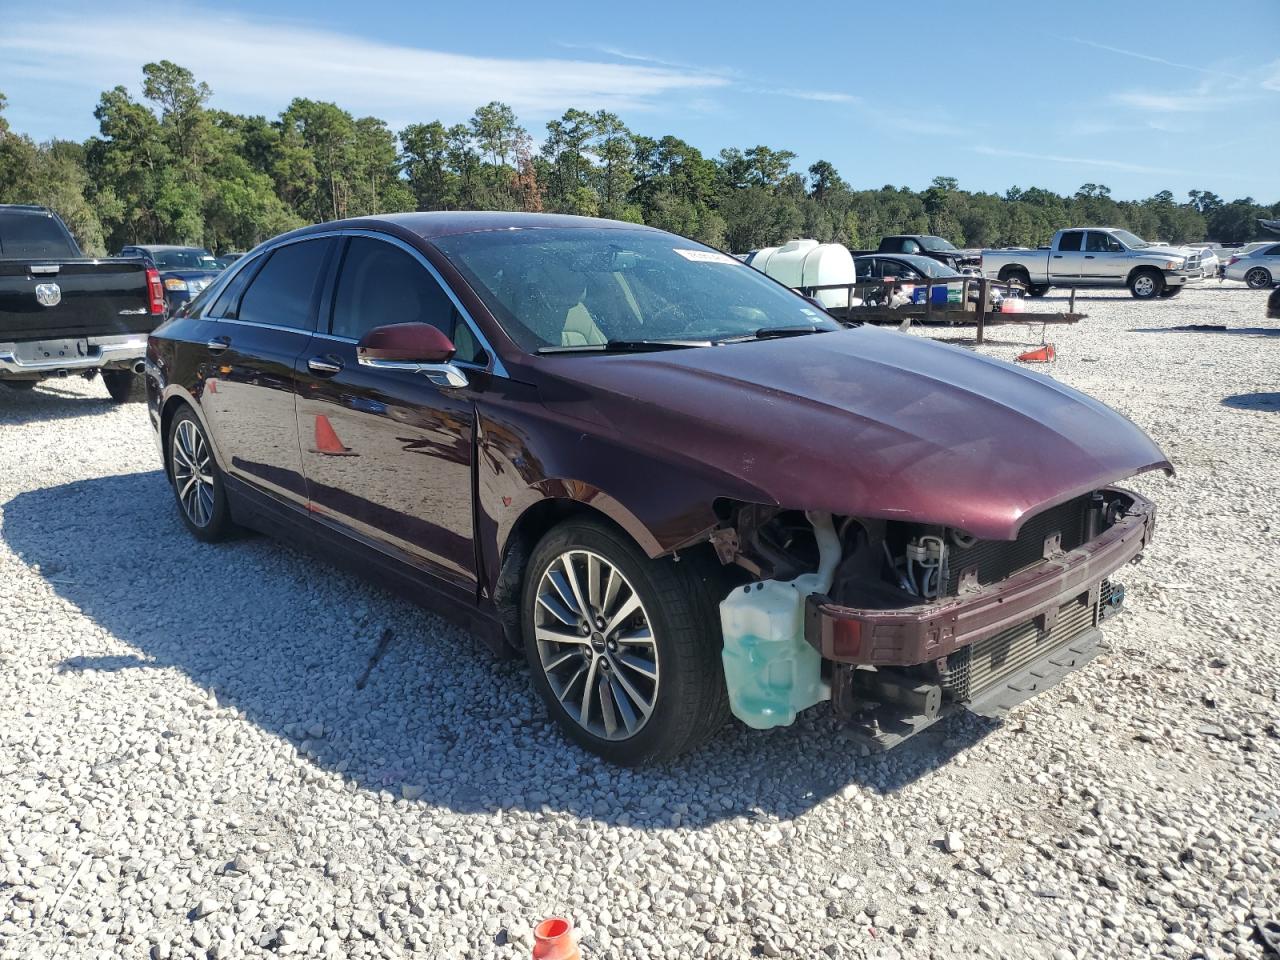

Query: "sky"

xmin=1 ymin=0 xmax=1276 ymax=201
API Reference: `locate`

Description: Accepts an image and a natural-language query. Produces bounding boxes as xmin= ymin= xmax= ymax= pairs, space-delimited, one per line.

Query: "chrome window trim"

xmin=201 ymin=228 xmax=506 ymax=378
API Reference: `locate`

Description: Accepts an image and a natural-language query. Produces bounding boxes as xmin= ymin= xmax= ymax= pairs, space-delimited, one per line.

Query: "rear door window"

xmin=330 ymin=237 xmax=485 ymax=364
xmin=1058 ymin=231 xmax=1084 ymax=252
xmin=0 ymin=212 xmax=79 ymax=259
xmin=236 ymin=239 xmax=332 ymax=330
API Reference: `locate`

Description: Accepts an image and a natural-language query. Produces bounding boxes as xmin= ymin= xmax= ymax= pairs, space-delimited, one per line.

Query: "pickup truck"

xmin=981 ymin=227 xmax=1211 ymax=299
xmin=852 ymin=235 xmax=980 ymax=273
xmin=0 ymin=204 xmax=165 ymax=401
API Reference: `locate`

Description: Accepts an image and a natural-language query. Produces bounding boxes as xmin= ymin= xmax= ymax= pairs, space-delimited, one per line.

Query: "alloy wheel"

xmin=1133 ymin=275 xmax=1155 ymax=297
xmin=533 ymin=549 xmax=659 ymax=741
xmin=1246 ymin=268 xmax=1271 ymax=289
xmin=172 ymin=419 xmax=215 ymax=528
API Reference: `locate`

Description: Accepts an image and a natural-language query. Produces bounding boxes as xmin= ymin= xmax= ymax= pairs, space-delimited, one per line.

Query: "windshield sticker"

xmin=673 ymin=248 xmax=738 ymax=265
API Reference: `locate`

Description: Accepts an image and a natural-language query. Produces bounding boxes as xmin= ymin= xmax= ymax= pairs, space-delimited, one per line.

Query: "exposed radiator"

xmin=945 ymin=494 xmax=1094 ymax=595
xmin=939 ymin=581 xmax=1108 ymax=702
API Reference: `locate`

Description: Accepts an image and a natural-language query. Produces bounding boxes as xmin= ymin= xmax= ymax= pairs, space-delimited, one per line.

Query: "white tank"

xmin=754 ymin=239 xmax=858 ymax=310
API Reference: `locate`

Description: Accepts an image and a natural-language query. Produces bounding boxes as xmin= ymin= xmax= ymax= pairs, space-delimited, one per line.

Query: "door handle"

xmin=1052 ymin=255 xmax=1063 ymax=259
xmin=206 ymin=336 xmax=231 ymax=353
xmin=1084 ymin=255 xmax=1095 ymax=259
xmin=308 ymin=356 xmax=343 ymax=376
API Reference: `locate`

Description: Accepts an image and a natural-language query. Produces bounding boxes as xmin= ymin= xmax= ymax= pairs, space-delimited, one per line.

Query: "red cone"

xmin=532 ymin=917 xmax=580 ymax=960
xmin=1016 ymin=344 xmax=1055 ymax=363
xmin=311 ymin=414 xmax=357 ymax=456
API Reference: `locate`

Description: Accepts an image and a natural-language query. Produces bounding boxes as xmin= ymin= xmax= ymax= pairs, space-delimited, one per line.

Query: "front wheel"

xmin=1027 ymin=284 xmax=1050 ymax=297
xmin=1245 ymin=267 xmax=1273 ymax=289
xmin=102 ymin=370 xmax=144 ymax=403
xmin=1129 ymin=269 xmax=1164 ymax=299
xmin=522 ymin=519 xmax=728 ymax=765
xmin=167 ymin=407 xmax=234 ymax=542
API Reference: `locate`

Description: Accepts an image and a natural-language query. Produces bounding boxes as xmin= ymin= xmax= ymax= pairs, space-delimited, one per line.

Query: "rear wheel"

xmin=1245 ymin=267 xmax=1273 ymax=289
xmin=0 ymin=380 xmax=37 ymax=391
xmin=522 ymin=519 xmax=728 ymax=765
xmin=1027 ymin=284 xmax=1050 ymax=297
xmin=167 ymin=407 xmax=233 ymax=542
xmin=102 ymin=370 xmax=144 ymax=403
xmin=1129 ymin=269 xmax=1164 ymax=299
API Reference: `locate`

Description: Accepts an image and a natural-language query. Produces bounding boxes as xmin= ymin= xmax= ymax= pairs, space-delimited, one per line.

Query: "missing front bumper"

xmin=833 ymin=580 xmax=1122 ymax=751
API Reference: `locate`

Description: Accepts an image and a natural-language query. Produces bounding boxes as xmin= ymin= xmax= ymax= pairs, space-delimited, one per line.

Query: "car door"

xmin=199 ymin=236 xmax=334 ymax=507
xmin=1083 ymin=231 xmax=1126 ymax=282
xmin=1049 ymin=231 xmax=1085 ymax=283
xmin=294 ymin=233 xmax=488 ymax=594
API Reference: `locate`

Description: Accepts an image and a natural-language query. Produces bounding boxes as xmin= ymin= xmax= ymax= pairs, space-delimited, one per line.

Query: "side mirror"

xmin=356 ymin=322 xmax=468 ymax=388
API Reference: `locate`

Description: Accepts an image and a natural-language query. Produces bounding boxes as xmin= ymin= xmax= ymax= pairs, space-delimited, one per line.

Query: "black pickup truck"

xmin=0 ymin=205 xmax=164 ymax=401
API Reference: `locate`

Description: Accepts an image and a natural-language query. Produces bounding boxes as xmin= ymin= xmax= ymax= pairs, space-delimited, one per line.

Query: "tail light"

xmin=146 ymin=267 xmax=166 ymax=315
xmin=1227 ymin=256 xmax=1239 ymax=265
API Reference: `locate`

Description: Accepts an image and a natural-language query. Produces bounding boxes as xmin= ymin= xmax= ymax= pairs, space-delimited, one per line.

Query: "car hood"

xmin=1139 ymin=244 xmax=1193 ymax=260
xmin=161 ymin=268 xmax=221 ymax=281
xmin=535 ymin=327 xmax=1172 ymax=540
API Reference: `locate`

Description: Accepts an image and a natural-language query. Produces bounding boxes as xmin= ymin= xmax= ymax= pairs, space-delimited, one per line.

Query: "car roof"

xmin=130 ymin=244 xmax=211 ymax=252
xmin=292 ymin=211 xmax=664 ymax=242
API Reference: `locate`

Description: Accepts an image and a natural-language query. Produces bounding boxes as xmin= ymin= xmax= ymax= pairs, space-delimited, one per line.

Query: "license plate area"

xmin=15 ymin=339 xmax=91 ymax=363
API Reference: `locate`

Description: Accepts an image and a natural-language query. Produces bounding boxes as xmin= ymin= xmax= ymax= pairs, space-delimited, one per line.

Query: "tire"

xmin=102 ymin=369 xmax=144 ymax=403
xmin=1129 ymin=269 xmax=1164 ymax=299
xmin=1158 ymin=287 xmax=1183 ymax=298
xmin=167 ymin=406 xmax=234 ymax=542
xmin=522 ymin=518 xmax=729 ymax=765
xmin=1245 ymin=267 xmax=1273 ymax=289
xmin=1028 ymin=284 xmax=1050 ymax=297
xmin=0 ymin=379 xmax=37 ymax=391
xmin=1001 ymin=267 xmax=1031 ymax=294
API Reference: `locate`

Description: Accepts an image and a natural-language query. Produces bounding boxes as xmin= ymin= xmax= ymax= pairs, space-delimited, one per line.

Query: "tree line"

xmin=1 ymin=61 xmax=1276 ymax=257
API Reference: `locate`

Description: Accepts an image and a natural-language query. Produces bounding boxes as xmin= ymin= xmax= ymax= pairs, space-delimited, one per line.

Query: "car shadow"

xmin=0 ymin=381 xmax=118 ymax=424
xmin=1222 ymin=392 xmax=1280 ymax=412
xmin=3 ymin=471 xmax=995 ymax=827
xmin=1130 ymin=325 xmax=1280 ymax=337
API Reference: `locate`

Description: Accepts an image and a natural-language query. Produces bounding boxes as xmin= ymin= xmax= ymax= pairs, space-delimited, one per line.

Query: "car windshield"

xmin=151 ymin=248 xmax=217 ymax=269
xmin=434 ymin=227 xmax=840 ymax=352
xmin=917 ymin=236 xmax=957 ymax=252
xmin=892 ymin=255 xmax=961 ymax=279
xmin=1111 ymin=230 xmax=1148 ymax=249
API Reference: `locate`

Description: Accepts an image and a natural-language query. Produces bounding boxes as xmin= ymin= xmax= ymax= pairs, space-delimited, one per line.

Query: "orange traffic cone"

xmin=532 ymin=917 xmax=580 ymax=960
xmin=1016 ymin=343 xmax=1055 ymax=363
xmin=311 ymin=414 xmax=357 ymax=456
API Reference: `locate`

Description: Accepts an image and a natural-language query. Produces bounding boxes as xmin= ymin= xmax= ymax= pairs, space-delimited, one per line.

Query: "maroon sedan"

xmin=146 ymin=213 xmax=1170 ymax=764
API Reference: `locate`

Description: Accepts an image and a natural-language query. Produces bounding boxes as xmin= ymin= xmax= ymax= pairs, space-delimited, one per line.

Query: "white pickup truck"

xmin=981 ymin=227 xmax=1212 ymax=299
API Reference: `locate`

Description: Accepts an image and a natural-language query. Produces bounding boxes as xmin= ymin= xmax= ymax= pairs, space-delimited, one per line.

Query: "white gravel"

xmin=1 ymin=281 xmax=1278 ymax=960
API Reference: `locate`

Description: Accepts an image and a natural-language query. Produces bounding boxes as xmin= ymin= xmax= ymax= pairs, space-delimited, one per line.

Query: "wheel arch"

xmin=1126 ymin=263 xmax=1163 ymax=286
xmin=158 ymin=387 xmax=221 ymax=480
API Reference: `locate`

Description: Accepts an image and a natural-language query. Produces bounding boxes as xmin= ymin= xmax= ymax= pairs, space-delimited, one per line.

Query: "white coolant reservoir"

xmin=719 ymin=512 xmax=839 ymax=730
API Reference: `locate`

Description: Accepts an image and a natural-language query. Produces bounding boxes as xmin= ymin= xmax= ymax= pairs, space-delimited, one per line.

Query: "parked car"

xmin=0 ymin=204 xmax=164 ymax=400
xmin=1223 ymin=242 xmax=1280 ymax=288
xmin=1269 ymin=286 xmax=1280 ymax=319
xmin=852 ymin=235 xmax=980 ymax=273
xmin=853 ymin=253 xmax=1009 ymax=312
xmin=118 ymin=245 xmax=222 ymax=314
xmin=981 ymin=228 xmax=1212 ymax=299
xmin=214 ymin=252 xmax=244 ymax=270
xmin=147 ymin=212 xmax=1169 ymax=764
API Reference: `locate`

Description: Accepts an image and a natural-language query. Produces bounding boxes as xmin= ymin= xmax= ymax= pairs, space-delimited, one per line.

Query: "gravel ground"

xmin=1 ymin=282 xmax=1277 ymax=960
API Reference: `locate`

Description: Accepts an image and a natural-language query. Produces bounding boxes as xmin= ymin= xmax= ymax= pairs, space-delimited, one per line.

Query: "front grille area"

xmin=938 ymin=585 xmax=1103 ymax=702
xmin=945 ymin=494 xmax=1094 ymax=595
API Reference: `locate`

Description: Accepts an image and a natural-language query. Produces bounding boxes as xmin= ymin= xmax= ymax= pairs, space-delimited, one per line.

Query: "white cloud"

xmin=970 ymin=145 xmax=1182 ymax=177
xmin=0 ymin=9 xmax=729 ymax=127
xmin=1069 ymin=37 xmax=1247 ymax=82
xmin=1111 ymin=90 xmax=1228 ymax=113
xmin=773 ymin=89 xmax=857 ymax=104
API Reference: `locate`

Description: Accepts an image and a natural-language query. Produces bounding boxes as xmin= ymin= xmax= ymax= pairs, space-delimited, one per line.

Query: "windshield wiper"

xmin=715 ymin=325 xmax=827 ymax=344
xmin=537 ymin=338 xmax=711 ymax=354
